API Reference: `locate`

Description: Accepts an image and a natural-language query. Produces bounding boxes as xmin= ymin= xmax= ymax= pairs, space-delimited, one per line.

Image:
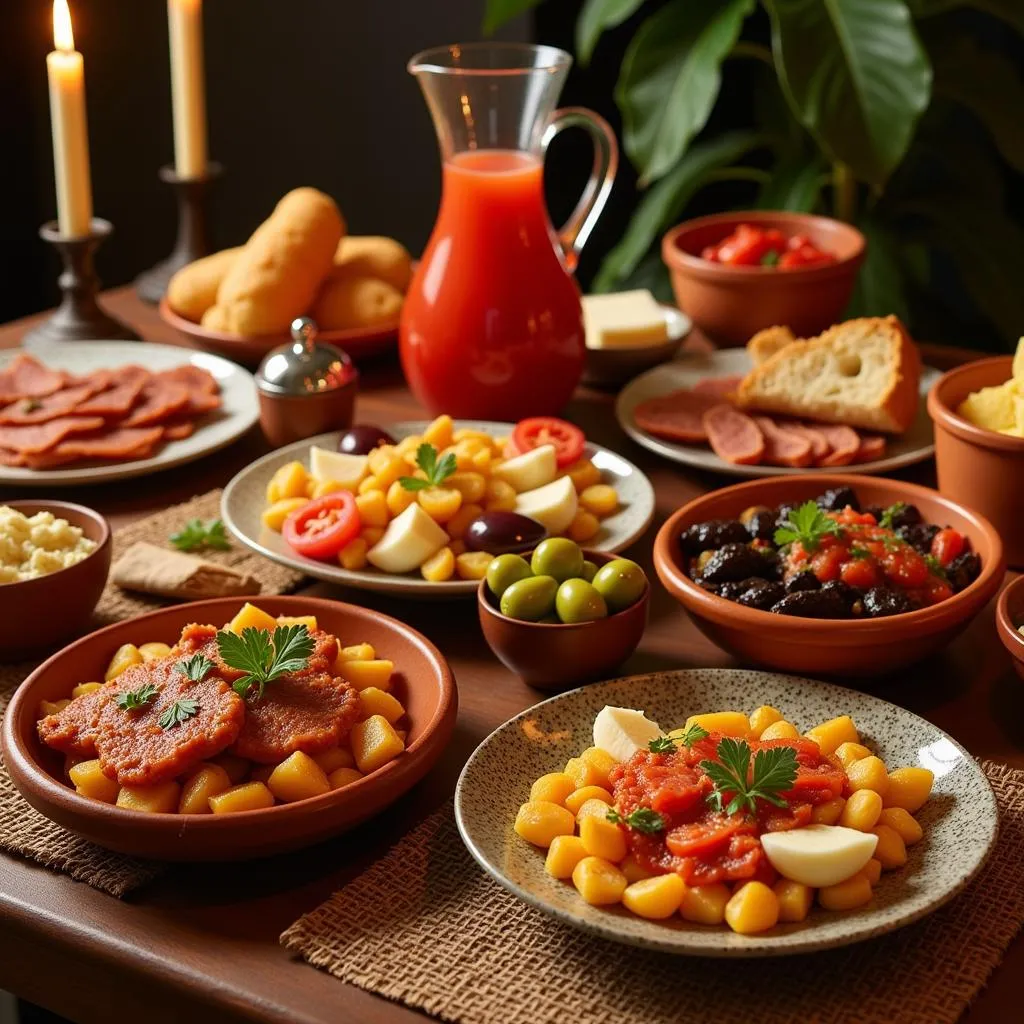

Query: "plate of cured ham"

xmin=615 ymin=350 xmax=940 ymax=478
xmin=0 ymin=342 xmax=258 ymax=485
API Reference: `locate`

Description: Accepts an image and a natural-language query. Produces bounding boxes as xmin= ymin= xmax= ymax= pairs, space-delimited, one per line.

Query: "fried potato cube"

xmin=104 ymin=643 xmax=143 ymax=681
xmin=138 ymin=642 xmax=172 ymax=663
xmin=262 ymin=497 xmax=309 ymax=532
xmin=418 ymin=486 xmax=462 ymax=523
xmin=568 ymin=509 xmax=600 ymax=543
xmin=338 ymin=536 xmax=369 ymax=571
xmin=571 ymin=856 xmax=628 ymax=905
xmin=311 ymin=478 xmax=347 ymax=500
xmin=421 ymin=546 xmax=456 ymax=582
xmin=725 ymin=881 xmax=779 ymax=934
xmin=328 ymin=766 xmax=364 ymax=789
xmin=266 ymin=461 xmax=309 ymax=502
xmin=810 ymin=797 xmax=846 ymax=825
xmin=683 ymin=711 xmax=750 ymax=738
xmin=565 ymin=459 xmax=602 ymax=493
xmin=355 ymin=489 xmax=389 ymax=528
xmin=579 ymin=815 xmax=627 ymax=863
xmin=862 ymin=857 xmax=883 ymax=886
xmin=351 ymin=714 xmax=405 ymax=774
xmin=210 ymin=752 xmax=251 ymax=784
xmin=268 ymin=751 xmax=331 ymax=803
xmin=208 ymin=781 xmax=275 ymax=814
xmin=564 ymin=756 xmax=604 ymax=790
xmin=805 ymin=715 xmax=859 ymax=756
xmin=622 ymin=874 xmax=685 ymax=919
xmin=575 ymin=798 xmax=614 ymax=824
xmin=835 ymin=741 xmax=873 ymax=769
xmin=839 ymin=789 xmax=883 ymax=832
xmin=847 ymin=756 xmax=890 ymax=797
xmin=360 ymin=526 xmax=385 ymax=548
xmin=422 ymin=414 xmax=454 ymax=449
xmin=564 ymin=785 xmax=613 ymax=815
xmin=358 ymin=477 xmax=382 ymax=496
xmin=870 ymin=824 xmax=908 ymax=870
xmin=367 ymin=448 xmax=407 ymax=490
xmin=386 ymin=479 xmax=417 ymax=518
xmin=276 ymin=615 xmax=318 ymax=630
xmin=679 ymin=883 xmax=730 ymax=925
xmin=579 ymin=484 xmax=618 ymax=518
xmin=877 ymin=806 xmax=923 ymax=845
xmin=484 ymin=477 xmax=518 ymax=513
xmin=116 ymin=780 xmax=180 ymax=814
xmin=579 ymin=746 xmax=618 ymax=789
xmin=529 ymin=772 xmax=576 ymax=806
xmin=514 ymin=800 xmax=576 ymax=848
xmin=178 ymin=764 xmax=232 ymax=814
xmin=68 ymin=759 xmax=119 ymax=803
xmin=818 ymin=873 xmax=873 ymax=911
xmin=545 ymin=835 xmax=588 ymax=879
xmin=71 ymin=681 xmax=103 ymax=698
xmin=445 ymin=503 xmax=484 ymax=541
xmin=395 ymin=434 xmax=423 ymax=457
xmin=336 ymin=642 xmax=375 ymax=664
xmin=38 ymin=698 xmax=70 ymax=718
xmin=759 ymin=720 xmax=799 ymax=741
xmin=883 ymin=767 xmax=933 ymax=812
xmin=447 ymin=472 xmax=487 ymax=504
xmin=621 ymin=854 xmax=654 ymax=883
xmin=357 ymin=686 xmax=405 ymax=724
xmin=337 ymin=658 xmax=393 ymax=692
xmin=313 ymin=746 xmax=355 ymax=774
xmin=749 ymin=705 xmax=782 ymax=737
xmin=227 ymin=602 xmax=278 ymax=635
xmin=774 ymin=879 xmax=813 ymax=922
xmin=455 ymin=551 xmax=493 ymax=580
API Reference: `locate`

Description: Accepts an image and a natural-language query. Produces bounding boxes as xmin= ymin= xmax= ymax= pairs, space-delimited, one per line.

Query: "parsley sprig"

xmin=116 ymin=683 xmax=158 ymax=711
xmin=606 ymin=807 xmax=665 ymax=834
xmin=648 ymin=723 xmax=709 ymax=753
xmin=701 ymin=737 xmax=798 ymax=817
xmin=774 ymin=500 xmax=842 ymax=552
xmin=398 ymin=443 xmax=457 ymax=493
xmin=158 ymin=699 xmax=199 ymax=730
xmin=216 ymin=624 xmax=314 ymax=700
xmin=170 ymin=517 xmax=230 ymax=552
xmin=176 ymin=653 xmax=214 ymax=682
xmin=879 ymin=502 xmax=906 ymax=530
xmin=925 ymin=554 xmax=948 ymax=580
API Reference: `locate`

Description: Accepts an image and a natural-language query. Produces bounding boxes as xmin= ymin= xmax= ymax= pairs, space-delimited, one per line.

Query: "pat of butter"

xmin=582 ymin=289 xmax=669 ymax=350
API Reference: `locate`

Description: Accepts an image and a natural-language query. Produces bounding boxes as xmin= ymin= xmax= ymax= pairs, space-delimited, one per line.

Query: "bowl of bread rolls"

xmin=160 ymin=187 xmax=412 ymax=364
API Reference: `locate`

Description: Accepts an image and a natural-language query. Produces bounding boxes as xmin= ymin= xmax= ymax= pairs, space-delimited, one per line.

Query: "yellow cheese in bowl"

xmin=582 ymin=289 xmax=669 ymax=350
xmin=957 ymin=336 xmax=1024 ymax=436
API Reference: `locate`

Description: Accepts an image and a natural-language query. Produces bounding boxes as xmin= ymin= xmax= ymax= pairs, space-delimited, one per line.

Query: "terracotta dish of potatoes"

xmin=160 ymin=186 xmax=412 ymax=363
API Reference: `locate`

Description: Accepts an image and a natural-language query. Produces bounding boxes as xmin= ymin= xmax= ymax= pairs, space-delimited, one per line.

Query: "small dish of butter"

xmin=0 ymin=505 xmax=98 ymax=583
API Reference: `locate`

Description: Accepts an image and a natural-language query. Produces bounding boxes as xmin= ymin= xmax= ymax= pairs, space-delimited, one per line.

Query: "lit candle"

xmin=46 ymin=0 xmax=93 ymax=237
xmin=167 ymin=0 xmax=208 ymax=179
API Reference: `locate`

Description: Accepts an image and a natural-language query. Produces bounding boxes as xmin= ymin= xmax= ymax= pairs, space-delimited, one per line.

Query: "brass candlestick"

xmin=135 ymin=162 xmax=222 ymax=303
xmin=22 ymin=219 xmax=139 ymax=345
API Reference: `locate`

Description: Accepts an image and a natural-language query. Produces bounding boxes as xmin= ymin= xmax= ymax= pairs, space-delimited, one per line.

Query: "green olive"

xmin=592 ymin=558 xmax=647 ymax=612
xmin=500 ymin=575 xmax=558 ymax=621
xmin=581 ymin=560 xmax=598 ymax=583
xmin=530 ymin=537 xmax=585 ymax=583
xmin=555 ymin=578 xmax=608 ymax=624
xmin=486 ymin=553 xmax=533 ymax=599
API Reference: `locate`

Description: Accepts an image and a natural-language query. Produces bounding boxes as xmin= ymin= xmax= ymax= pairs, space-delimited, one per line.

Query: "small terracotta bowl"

xmin=660 ymin=211 xmax=865 ymax=346
xmin=927 ymin=356 xmax=1024 ymax=569
xmin=653 ymin=474 xmax=1005 ymax=678
xmin=257 ymin=376 xmax=358 ymax=449
xmin=477 ymin=550 xmax=649 ymax=691
xmin=995 ymin=575 xmax=1024 ymax=682
xmin=1 ymin=595 xmax=457 ymax=861
xmin=0 ymin=500 xmax=111 ymax=659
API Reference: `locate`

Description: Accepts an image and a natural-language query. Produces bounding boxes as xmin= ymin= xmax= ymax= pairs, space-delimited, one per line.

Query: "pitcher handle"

xmin=543 ymin=107 xmax=618 ymax=274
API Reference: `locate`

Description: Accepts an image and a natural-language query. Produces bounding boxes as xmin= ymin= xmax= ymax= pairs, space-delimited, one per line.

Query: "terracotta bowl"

xmin=927 ymin=356 xmax=1024 ymax=569
xmin=1 ymin=596 xmax=457 ymax=861
xmin=660 ymin=211 xmax=865 ymax=346
xmin=995 ymin=575 xmax=1024 ymax=682
xmin=478 ymin=550 xmax=649 ymax=691
xmin=0 ymin=500 xmax=111 ymax=659
xmin=653 ymin=474 xmax=1005 ymax=678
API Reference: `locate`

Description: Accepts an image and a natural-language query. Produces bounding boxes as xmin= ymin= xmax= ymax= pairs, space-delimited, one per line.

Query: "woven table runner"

xmin=0 ymin=489 xmax=303 ymax=896
xmin=282 ymin=760 xmax=1024 ymax=1024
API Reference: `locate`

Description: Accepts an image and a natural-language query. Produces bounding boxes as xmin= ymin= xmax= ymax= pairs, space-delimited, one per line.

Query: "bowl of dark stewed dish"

xmin=653 ymin=475 xmax=1004 ymax=676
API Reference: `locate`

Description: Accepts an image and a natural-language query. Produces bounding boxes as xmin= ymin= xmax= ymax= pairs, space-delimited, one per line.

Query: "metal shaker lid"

xmin=255 ymin=317 xmax=354 ymax=396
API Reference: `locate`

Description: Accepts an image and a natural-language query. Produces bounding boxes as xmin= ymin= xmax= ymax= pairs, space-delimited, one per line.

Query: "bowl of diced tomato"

xmin=661 ymin=211 xmax=865 ymax=346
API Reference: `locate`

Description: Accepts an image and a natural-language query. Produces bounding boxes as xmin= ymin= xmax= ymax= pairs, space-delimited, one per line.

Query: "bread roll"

xmin=215 ymin=188 xmax=345 ymax=336
xmin=312 ymin=275 xmax=404 ymax=330
xmin=200 ymin=304 xmax=232 ymax=333
xmin=332 ymin=235 xmax=412 ymax=293
xmin=166 ymin=247 xmax=243 ymax=323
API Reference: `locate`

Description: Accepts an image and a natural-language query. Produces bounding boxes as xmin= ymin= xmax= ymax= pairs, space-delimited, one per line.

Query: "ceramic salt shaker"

xmin=255 ymin=317 xmax=358 ymax=448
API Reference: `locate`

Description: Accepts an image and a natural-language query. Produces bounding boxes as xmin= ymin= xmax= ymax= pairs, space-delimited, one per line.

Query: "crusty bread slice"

xmin=748 ymin=325 xmax=795 ymax=365
xmin=734 ymin=316 xmax=921 ymax=434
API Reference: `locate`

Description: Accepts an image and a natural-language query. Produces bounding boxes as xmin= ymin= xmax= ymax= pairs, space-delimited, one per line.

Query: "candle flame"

xmin=53 ymin=0 xmax=74 ymax=53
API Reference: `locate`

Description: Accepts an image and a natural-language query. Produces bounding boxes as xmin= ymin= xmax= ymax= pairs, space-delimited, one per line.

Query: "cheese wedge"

xmin=491 ymin=444 xmax=557 ymax=493
xmin=760 ymin=825 xmax=878 ymax=888
xmin=514 ymin=476 xmax=578 ymax=535
xmin=593 ymin=706 xmax=662 ymax=763
xmin=309 ymin=447 xmax=368 ymax=491
xmin=582 ymin=289 xmax=669 ymax=350
xmin=367 ymin=503 xmax=449 ymax=574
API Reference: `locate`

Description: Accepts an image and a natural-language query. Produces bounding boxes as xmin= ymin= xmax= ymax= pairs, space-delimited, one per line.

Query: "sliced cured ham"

xmin=633 ymin=389 xmax=720 ymax=443
xmin=0 ymin=416 xmax=106 ymax=454
xmin=75 ymin=366 xmax=150 ymax=416
xmin=0 ymin=354 xmax=67 ymax=403
xmin=692 ymin=375 xmax=744 ymax=398
xmin=0 ymin=373 xmax=111 ymax=425
xmin=155 ymin=366 xmax=221 ymax=417
xmin=854 ymin=434 xmax=887 ymax=463
xmin=703 ymin=405 xmax=765 ymax=465
xmin=18 ymin=426 xmax=165 ymax=468
xmin=123 ymin=380 xmax=191 ymax=427
xmin=816 ymin=425 xmax=862 ymax=467
xmin=163 ymin=420 xmax=196 ymax=441
xmin=779 ymin=421 xmax=831 ymax=463
xmin=753 ymin=417 xmax=813 ymax=468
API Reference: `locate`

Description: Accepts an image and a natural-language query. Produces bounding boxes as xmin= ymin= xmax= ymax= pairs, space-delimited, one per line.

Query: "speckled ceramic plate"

xmin=455 ymin=669 xmax=997 ymax=956
xmin=616 ymin=350 xmax=941 ymax=477
xmin=222 ymin=422 xmax=656 ymax=598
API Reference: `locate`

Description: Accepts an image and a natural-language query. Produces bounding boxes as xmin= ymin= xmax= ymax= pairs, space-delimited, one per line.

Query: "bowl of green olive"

xmin=477 ymin=539 xmax=649 ymax=691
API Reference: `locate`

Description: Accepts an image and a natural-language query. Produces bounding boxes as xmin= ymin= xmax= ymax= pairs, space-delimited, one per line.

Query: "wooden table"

xmin=1 ymin=290 xmax=1021 ymax=1024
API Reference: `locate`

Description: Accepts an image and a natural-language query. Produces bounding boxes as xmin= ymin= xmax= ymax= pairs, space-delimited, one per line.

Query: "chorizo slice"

xmin=633 ymin=389 xmax=720 ymax=443
xmin=779 ymin=421 xmax=831 ymax=463
xmin=703 ymin=404 xmax=765 ymax=465
xmin=854 ymin=434 xmax=887 ymax=463
xmin=753 ymin=417 xmax=813 ymax=468
xmin=816 ymin=425 xmax=862 ymax=467
xmin=692 ymin=375 xmax=744 ymax=399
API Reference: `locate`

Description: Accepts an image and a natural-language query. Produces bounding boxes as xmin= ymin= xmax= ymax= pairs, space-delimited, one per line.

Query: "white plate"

xmin=616 ymin=350 xmax=940 ymax=477
xmin=1 ymin=341 xmax=258 ymax=486
xmin=222 ymin=422 xmax=656 ymax=598
xmin=456 ymin=669 xmax=997 ymax=957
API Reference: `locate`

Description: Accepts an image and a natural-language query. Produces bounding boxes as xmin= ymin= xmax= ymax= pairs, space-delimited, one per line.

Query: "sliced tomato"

xmin=665 ymin=813 xmax=747 ymax=859
xmin=283 ymin=492 xmax=360 ymax=561
xmin=931 ymin=527 xmax=965 ymax=567
xmin=510 ymin=417 xmax=585 ymax=468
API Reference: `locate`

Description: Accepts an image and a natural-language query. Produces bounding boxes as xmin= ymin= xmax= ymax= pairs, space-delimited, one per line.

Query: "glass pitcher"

xmin=400 ymin=43 xmax=617 ymax=420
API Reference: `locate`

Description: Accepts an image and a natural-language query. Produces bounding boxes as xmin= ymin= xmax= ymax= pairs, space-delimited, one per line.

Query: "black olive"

xmin=897 ymin=523 xmax=939 ymax=554
xmin=862 ymin=586 xmax=915 ymax=617
xmin=700 ymin=543 xmax=776 ymax=584
xmin=698 ymin=580 xmax=724 ymax=596
xmin=718 ymin=579 xmax=752 ymax=599
xmin=821 ymin=579 xmax=860 ymax=607
xmin=337 ymin=424 xmax=396 ymax=455
xmin=864 ymin=505 xmax=886 ymax=523
xmin=736 ymin=580 xmax=786 ymax=611
xmin=680 ymin=519 xmax=749 ymax=555
xmin=784 ymin=571 xmax=820 ymax=593
xmin=770 ymin=590 xmax=851 ymax=618
xmin=817 ymin=487 xmax=860 ymax=512
xmin=745 ymin=509 xmax=776 ymax=542
xmin=946 ymin=551 xmax=982 ymax=593
xmin=878 ymin=502 xmax=922 ymax=529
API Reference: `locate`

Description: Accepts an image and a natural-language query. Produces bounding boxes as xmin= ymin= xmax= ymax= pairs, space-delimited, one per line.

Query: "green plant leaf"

xmin=765 ymin=0 xmax=932 ymax=186
xmin=592 ymin=131 xmax=763 ymax=290
xmin=845 ymin=215 xmax=912 ymax=323
xmin=482 ymin=0 xmax=542 ymax=34
xmin=616 ymin=0 xmax=754 ymax=184
xmin=756 ymin=152 xmax=826 ymax=212
xmin=577 ymin=0 xmax=647 ymax=64
xmin=613 ymin=251 xmax=675 ymax=303
xmin=908 ymin=0 xmax=1024 ymax=36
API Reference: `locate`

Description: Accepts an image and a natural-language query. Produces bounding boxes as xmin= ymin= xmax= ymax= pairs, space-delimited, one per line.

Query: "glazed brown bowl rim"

xmin=661 ymin=210 xmax=866 ymax=281
xmin=927 ymin=355 xmax=1024 ymax=453
xmin=1 ymin=595 xmax=456 ymax=829
xmin=653 ymin=473 xmax=1004 ymax=635
xmin=0 ymin=499 xmax=111 ymax=593
xmin=995 ymin=575 xmax=1024 ymax=664
xmin=476 ymin=548 xmax=650 ymax=631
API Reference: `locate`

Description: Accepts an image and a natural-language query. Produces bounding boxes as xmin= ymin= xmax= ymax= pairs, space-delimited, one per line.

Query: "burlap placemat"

xmin=0 ymin=489 xmax=303 ymax=897
xmin=282 ymin=760 xmax=1024 ymax=1024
